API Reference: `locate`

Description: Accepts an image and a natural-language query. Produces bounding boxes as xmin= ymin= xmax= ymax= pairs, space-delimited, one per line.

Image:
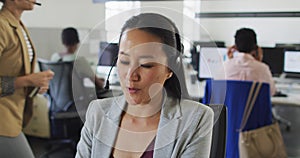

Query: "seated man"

xmin=225 ymin=28 xmax=276 ymax=95
xmin=51 ymin=27 xmax=104 ymax=89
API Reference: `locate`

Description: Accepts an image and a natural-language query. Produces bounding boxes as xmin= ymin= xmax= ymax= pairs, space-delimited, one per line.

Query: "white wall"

xmin=199 ymin=0 xmax=300 ymax=47
xmin=2 ymin=0 xmax=300 ymax=57
xmin=21 ymin=0 xmax=187 ymax=62
xmin=18 ymin=0 xmax=187 ymax=62
xmin=140 ymin=1 xmax=199 ymax=56
xmin=104 ymin=1 xmax=185 ymax=42
xmin=140 ymin=1 xmax=184 ymax=31
xmin=22 ymin=0 xmax=106 ymax=28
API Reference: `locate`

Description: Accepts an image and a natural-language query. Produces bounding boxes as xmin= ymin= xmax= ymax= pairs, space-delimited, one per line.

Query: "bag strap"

xmin=242 ymin=82 xmax=256 ymax=123
xmin=242 ymin=82 xmax=262 ymax=126
xmin=239 ymin=82 xmax=263 ymax=131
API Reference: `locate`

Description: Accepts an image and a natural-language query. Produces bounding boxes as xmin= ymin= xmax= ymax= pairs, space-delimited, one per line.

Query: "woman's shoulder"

xmin=163 ymin=97 xmax=214 ymax=124
xmin=86 ymin=96 xmax=125 ymax=118
xmin=0 ymin=16 xmax=12 ymax=36
xmin=84 ymin=97 xmax=118 ymax=124
xmin=178 ymin=99 xmax=214 ymax=125
xmin=174 ymin=99 xmax=214 ymax=136
xmin=83 ymin=96 xmax=125 ymax=130
xmin=87 ymin=97 xmax=119 ymax=114
xmin=180 ymin=99 xmax=213 ymax=114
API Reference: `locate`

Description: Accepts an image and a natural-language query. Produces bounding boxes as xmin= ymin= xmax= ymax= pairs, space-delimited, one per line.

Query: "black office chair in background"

xmin=38 ymin=59 xmax=84 ymax=157
xmin=209 ymin=104 xmax=227 ymax=158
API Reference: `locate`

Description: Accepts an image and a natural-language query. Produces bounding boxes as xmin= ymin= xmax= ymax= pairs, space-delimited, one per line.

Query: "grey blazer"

xmin=76 ymin=95 xmax=214 ymax=158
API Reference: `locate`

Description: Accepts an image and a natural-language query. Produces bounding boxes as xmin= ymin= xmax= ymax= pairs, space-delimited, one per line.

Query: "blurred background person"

xmin=51 ymin=27 xmax=79 ymax=62
xmin=51 ymin=27 xmax=104 ymax=90
xmin=225 ymin=28 xmax=276 ymax=95
xmin=0 ymin=0 xmax=54 ymax=157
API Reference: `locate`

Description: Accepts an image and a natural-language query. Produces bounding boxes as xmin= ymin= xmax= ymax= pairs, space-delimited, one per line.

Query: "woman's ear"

xmin=166 ymin=71 xmax=173 ymax=79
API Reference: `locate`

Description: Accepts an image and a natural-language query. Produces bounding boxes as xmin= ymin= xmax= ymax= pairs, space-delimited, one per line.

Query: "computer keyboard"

xmin=285 ymin=73 xmax=300 ymax=79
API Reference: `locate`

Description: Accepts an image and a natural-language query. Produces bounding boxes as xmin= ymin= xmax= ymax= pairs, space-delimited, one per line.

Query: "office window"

xmin=183 ymin=0 xmax=201 ymax=57
xmin=183 ymin=0 xmax=200 ymax=18
xmin=105 ymin=1 xmax=140 ymax=42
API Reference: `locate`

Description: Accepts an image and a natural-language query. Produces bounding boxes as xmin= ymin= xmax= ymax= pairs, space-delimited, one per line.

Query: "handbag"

xmin=23 ymin=94 xmax=51 ymax=138
xmin=238 ymin=82 xmax=287 ymax=158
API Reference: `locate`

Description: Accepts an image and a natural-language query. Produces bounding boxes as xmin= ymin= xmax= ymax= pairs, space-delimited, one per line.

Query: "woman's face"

xmin=117 ymin=29 xmax=172 ymax=105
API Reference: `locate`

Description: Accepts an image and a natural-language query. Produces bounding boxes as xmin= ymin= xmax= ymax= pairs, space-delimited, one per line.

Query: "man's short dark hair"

xmin=235 ymin=28 xmax=257 ymax=53
xmin=62 ymin=27 xmax=79 ymax=46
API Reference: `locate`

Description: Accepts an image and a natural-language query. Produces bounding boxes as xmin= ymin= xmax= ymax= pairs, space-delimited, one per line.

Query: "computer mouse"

xmin=274 ymin=91 xmax=288 ymax=97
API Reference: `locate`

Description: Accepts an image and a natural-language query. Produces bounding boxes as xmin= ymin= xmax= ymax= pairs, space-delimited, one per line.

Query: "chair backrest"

xmin=202 ymin=80 xmax=273 ymax=158
xmin=38 ymin=59 xmax=75 ymax=113
xmin=209 ymin=104 xmax=227 ymax=158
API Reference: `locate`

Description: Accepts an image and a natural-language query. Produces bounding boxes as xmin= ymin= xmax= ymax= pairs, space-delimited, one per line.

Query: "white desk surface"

xmin=271 ymin=93 xmax=300 ymax=107
xmin=272 ymin=80 xmax=300 ymax=107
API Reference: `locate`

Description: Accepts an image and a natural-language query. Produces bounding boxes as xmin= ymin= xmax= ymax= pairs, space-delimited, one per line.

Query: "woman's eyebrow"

xmin=120 ymin=51 xmax=155 ymax=59
xmin=139 ymin=55 xmax=154 ymax=59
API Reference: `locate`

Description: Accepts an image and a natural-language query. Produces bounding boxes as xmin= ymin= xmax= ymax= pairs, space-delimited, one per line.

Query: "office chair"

xmin=203 ymin=80 xmax=273 ymax=158
xmin=38 ymin=59 xmax=85 ymax=157
xmin=272 ymin=107 xmax=291 ymax=131
xmin=208 ymin=104 xmax=227 ymax=158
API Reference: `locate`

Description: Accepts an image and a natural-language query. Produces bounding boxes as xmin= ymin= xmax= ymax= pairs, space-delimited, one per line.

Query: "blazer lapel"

xmin=154 ymin=97 xmax=182 ymax=158
xmin=94 ymin=96 xmax=126 ymax=157
xmin=94 ymin=117 xmax=120 ymax=157
xmin=2 ymin=8 xmax=31 ymax=74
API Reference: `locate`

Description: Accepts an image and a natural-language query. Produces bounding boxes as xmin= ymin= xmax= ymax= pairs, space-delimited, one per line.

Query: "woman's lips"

xmin=127 ymin=87 xmax=140 ymax=94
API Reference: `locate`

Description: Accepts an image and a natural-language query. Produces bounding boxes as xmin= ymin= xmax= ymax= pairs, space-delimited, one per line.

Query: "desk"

xmin=271 ymin=94 xmax=300 ymax=107
xmin=272 ymin=80 xmax=300 ymax=106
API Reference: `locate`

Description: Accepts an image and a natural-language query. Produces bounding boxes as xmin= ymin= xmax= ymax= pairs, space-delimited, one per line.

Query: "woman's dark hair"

xmin=119 ymin=13 xmax=189 ymax=100
xmin=235 ymin=28 xmax=257 ymax=53
xmin=62 ymin=27 xmax=80 ymax=46
xmin=0 ymin=0 xmax=5 ymax=3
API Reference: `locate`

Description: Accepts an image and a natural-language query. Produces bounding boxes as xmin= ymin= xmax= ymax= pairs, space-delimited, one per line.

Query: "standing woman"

xmin=0 ymin=0 xmax=54 ymax=157
xmin=76 ymin=13 xmax=213 ymax=158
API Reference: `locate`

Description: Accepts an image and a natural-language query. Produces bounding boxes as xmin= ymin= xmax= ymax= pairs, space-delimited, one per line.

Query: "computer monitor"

xmin=190 ymin=41 xmax=225 ymax=71
xmin=261 ymin=47 xmax=285 ymax=77
xmin=98 ymin=42 xmax=119 ymax=66
xmin=97 ymin=42 xmax=119 ymax=84
xmin=275 ymin=43 xmax=300 ymax=51
xmin=284 ymin=50 xmax=300 ymax=78
xmin=198 ymin=47 xmax=228 ymax=80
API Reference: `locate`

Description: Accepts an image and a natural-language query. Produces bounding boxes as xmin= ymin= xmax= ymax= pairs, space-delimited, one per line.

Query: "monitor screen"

xmin=198 ymin=47 xmax=228 ymax=79
xmin=96 ymin=66 xmax=119 ymax=84
xmin=190 ymin=41 xmax=225 ymax=71
xmin=98 ymin=42 xmax=119 ymax=66
xmin=262 ymin=47 xmax=285 ymax=77
xmin=284 ymin=50 xmax=300 ymax=74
